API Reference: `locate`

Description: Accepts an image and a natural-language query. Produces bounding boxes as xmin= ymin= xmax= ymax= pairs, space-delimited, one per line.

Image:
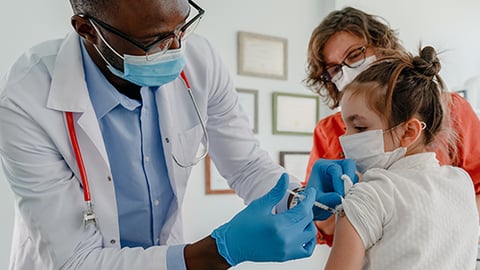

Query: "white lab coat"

xmin=0 ymin=32 xmax=288 ymax=270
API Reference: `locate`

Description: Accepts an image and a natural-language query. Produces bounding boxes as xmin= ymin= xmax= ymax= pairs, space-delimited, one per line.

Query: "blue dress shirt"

xmin=80 ymin=42 xmax=186 ymax=269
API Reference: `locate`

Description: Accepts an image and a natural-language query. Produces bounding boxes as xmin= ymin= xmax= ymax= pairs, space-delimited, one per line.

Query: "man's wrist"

xmin=184 ymin=236 xmax=230 ymax=270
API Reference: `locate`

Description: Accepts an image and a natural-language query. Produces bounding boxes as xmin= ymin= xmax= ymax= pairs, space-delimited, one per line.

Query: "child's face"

xmin=340 ymin=90 xmax=400 ymax=152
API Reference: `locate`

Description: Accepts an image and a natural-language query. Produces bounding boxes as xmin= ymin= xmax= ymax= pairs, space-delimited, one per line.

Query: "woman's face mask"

xmin=332 ymin=55 xmax=376 ymax=92
xmin=339 ymin=129 xmax=406 ymax=173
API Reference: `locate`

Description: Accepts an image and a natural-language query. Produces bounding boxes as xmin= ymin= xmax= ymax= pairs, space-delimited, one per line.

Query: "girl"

xmin=325 ymin=47 xmax=478 ymax=269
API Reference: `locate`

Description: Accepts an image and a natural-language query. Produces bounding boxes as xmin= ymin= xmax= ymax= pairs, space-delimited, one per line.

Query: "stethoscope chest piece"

xmin=84 ymin=201 xmax=96 ymax=226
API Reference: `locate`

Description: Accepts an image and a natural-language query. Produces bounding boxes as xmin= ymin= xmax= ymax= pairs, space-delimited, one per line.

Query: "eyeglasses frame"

xmin=321 ymin=46 xmax=367 ymax=83
xmin=78 ymin=0 xmax=205 ymax=55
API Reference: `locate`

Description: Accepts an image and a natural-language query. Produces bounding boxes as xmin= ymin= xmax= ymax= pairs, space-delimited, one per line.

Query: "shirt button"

xmin=154 ymin=200 xmax=160 ymax=206
xmin=165 ymin=138 xmax=170 ymax=143
xmin=107 ymin=176 xmax=112 ymax=182
xmin=110 ymin=239 xmax=116 ymax=244
xmin=145 ymin=155 xmax=150 ymax=162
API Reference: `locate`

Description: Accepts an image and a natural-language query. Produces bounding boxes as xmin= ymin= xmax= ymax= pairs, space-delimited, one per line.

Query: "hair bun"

xmin=412 ymin=46 xmax=441 ymax=77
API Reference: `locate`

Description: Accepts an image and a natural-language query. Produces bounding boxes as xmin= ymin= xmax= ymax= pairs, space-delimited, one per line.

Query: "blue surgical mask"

xmin=107 ymin=49 xmax=185 ymax=87
xmin=90 ymin=19 xmax=185 ymax=87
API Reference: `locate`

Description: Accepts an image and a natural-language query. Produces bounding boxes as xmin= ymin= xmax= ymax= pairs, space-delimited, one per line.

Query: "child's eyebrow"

xmin=345 ymin=114 xmax=368 ymax=124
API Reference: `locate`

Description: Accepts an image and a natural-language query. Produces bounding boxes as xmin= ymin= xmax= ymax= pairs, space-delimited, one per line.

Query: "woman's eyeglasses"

xmin=321 ymin=46 xmax=367 ymax=82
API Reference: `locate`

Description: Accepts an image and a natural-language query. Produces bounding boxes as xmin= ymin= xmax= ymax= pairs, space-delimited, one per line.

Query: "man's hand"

xmin=211 ymin=173 xmax=317 ymax=266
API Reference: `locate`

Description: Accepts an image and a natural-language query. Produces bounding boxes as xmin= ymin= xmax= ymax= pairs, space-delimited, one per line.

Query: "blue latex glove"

xmin=211 ymin=173 xmax=317 ymax=266
xmin=306 ymin=158 xmax=359 ymax=220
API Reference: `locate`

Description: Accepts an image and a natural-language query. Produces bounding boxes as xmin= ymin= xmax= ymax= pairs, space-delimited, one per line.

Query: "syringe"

xmin=287 ymin=189 xmax=338 ymax=214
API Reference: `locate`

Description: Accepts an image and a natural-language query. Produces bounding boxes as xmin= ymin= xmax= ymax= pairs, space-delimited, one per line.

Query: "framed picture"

xmin=456 ymin=89 xmax=467 ymax=99
xmin=236 ymin=88 xmax=259 ymax=133
xmin=272 ymin=92 xmax=319 ymax=135
xmin=205 ymin=154 xmax=235 ymax=195
xmin=279 ymin=151 xmax=310 ymax=182
xmin=237 ymin=31 xmax=288 ymax=80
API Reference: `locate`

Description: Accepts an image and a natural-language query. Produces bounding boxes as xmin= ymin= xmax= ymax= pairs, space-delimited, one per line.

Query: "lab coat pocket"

xmin=172 ymin=123 xmax=204 ymax=166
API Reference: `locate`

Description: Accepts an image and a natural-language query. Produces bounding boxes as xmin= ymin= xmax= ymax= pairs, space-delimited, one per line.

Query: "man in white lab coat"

xmin=0 ymin=0 xmax=321 ymax=269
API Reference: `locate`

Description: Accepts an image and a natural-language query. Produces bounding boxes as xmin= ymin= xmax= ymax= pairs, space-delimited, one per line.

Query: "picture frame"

xmin=236 ymin=88 xmax=259 ymax=133
xmin=272 ymin=92 xmax=319 ymax=135
xmin=279 ymin=151 xmax=311 ymax=182
xmin=205 ymin=154 xmax=235 ymax=195
xmin=237 ymin=31 xmax=288 ymax=80
xmin=455 ymin=89 xmax=467 ymax=100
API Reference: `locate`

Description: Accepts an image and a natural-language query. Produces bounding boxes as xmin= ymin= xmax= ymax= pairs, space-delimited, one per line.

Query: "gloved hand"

xmin=306 ymin=159 xmax=359 ymax=220
xmin=211 ymin=173 xmax=317 ymax=266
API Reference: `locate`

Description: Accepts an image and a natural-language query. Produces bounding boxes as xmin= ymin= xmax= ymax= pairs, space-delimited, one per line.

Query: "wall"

xmin=183 ymin=1 xmax=335 ymax=268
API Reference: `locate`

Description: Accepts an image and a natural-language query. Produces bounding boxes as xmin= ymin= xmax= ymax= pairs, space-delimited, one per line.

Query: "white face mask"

xmin=332 ymin=55 xmax=377 ymax=92
xmin=339 ymin=129 xmax=406 ymax=173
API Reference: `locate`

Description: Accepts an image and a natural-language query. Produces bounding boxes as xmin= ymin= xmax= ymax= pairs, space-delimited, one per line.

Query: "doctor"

xmin=0 ymin=0 xmax=321 ymax=269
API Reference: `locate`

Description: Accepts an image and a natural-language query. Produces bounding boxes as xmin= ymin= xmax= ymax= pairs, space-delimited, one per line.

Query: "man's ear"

xmin=399 ymin=118 xmax=423 ymax=148
xmin=71 ymin=15 xmax=98 ymax=44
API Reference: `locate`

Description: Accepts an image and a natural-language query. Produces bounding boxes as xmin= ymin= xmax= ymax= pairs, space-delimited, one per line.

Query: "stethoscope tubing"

xmin=66 ymin=111 xmax=91 ymax=203
xmin=66 ymin=70 xmax=209 ymax=225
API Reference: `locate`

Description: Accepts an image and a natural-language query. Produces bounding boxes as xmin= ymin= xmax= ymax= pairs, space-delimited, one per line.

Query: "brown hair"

xmin=305 ymin=7 xmax=404 ymax=109
xmin=345 ymin=46 xmax=455 ymax=155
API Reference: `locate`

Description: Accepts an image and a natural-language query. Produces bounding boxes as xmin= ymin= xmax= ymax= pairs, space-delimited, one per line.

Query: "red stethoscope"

xmin=65 ymin=70 xmax=209 ymax=227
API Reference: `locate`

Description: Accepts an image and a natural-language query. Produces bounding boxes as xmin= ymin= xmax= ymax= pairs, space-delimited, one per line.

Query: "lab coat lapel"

xmin=155 ymin=83 xmax=180 ymax=197
xmin=47 ymin=32 xmax=110 ymax=167
xmin=155 ymin=81 xmax=187 ymax=244
xmin=46 ymin=32 xmax=120 ymax=245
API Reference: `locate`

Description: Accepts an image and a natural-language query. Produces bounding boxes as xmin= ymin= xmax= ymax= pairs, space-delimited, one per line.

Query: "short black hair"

xmin=70 ymin=0 xmax=111 ymax=17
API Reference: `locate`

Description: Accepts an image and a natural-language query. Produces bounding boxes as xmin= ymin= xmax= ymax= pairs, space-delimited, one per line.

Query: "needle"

xmin=287 ymin=189 xmax=338 ymax=214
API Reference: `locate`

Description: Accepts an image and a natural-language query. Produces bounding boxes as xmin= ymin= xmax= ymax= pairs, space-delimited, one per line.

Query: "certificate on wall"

xmin=237 ymin=31 xmax=288 ymax=80
xmin=279 ymin=151 xmax=310 ymax=181
xmin=205 ymin=155 xmax=235 ymax=195
xmin=236 ymin=88 xmax=259 ymax=133
xmin=272 ymin=92 xmax=319 ymax=135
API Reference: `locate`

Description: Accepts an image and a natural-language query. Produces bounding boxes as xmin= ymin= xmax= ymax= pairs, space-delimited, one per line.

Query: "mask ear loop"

xmin=420 ymin=121 xmax=427 ymax=130
xmin=385 ymin=121 xmax=427 ymax=133
xmin=383 ymin=123 xmax=401 ymax=134
xmin=89 ymin=19 xmax=125 ymax=60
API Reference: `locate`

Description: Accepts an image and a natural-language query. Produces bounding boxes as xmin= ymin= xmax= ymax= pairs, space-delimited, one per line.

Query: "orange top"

xmin=306 ymin=92 xmax=480 ymax=245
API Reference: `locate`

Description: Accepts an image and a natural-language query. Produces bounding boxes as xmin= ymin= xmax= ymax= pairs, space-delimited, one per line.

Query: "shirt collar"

xmin=80 ymin=40 xmax=141 ymax=119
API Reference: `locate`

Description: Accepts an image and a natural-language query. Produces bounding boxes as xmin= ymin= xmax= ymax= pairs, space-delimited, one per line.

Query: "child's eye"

xmin=355 ymin=126 xmax=368 ymax=132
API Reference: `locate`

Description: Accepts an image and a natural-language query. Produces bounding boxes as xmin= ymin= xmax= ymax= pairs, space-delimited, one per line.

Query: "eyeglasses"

xmin=79 ymin=0 xmax=204 ymax=57
xmin=321 ymin=46 xmax=367 ymax=82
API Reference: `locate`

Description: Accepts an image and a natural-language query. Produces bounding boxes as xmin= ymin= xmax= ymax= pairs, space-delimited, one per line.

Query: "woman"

xmin=304 ymin=7 xmax=480 ymax=245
